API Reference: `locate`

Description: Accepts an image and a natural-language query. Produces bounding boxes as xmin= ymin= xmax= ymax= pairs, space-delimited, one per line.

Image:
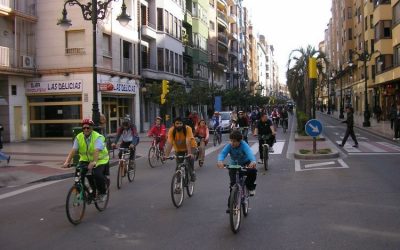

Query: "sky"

xmin=243 ymin=0 xmax=332 ymax=83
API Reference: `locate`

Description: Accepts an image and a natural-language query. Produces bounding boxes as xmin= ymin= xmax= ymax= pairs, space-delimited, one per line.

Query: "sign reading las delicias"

xmin=26 ymin=80 xmax=83 ymax=94
xmin=99 ymin=81 xmax=137 ymax=94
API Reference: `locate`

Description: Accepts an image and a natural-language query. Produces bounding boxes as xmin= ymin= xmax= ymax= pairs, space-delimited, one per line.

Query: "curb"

xmin=294 ymin=134 xmax=326 ymax=141
xmin=294 ymin=150 xmax=340 ymax=160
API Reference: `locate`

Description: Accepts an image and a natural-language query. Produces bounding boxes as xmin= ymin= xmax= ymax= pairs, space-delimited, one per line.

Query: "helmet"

xmin=156 ymin=116 xmax=162 ymax=120
xmin=214 ymin=111 xmax=220 ymax=114
xmin=238 ymin=110 xmax=244 ymax=114
xmin=81 ymin=118 xmax=95 ymax=126
xmin=122 ymin=116 xmax=131 ymax=126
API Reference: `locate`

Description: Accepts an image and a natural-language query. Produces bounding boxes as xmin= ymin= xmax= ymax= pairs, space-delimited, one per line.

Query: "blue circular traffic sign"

xmin=305 ymin=119 xmax=323 ymax=137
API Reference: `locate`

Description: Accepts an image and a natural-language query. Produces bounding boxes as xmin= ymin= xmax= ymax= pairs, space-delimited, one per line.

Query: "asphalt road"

xmin=1 ymin=115 xmax=400 ymax=250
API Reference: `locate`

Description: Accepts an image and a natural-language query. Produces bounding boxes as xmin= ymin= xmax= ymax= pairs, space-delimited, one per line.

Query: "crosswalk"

xmin=334 ymin=133 xmax=400 ymax=155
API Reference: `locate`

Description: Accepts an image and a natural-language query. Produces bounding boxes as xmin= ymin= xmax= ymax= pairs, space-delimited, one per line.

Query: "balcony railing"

xmin=123 ymin=58 xmax=133 ymax=74
xmin=0 ymin=46 xmax=10 ymax=67
xmin=218 ymin=33 xmax=228 ymax=46
xmin=65 ymin=48 xmax=86 ymax=55
xmin=1 ymin=0 xmax=37 ymax=15
xmin=218 ymin=56 xmax=227 ymax=65
xmin=217 ymin=11 xmax=228 ymax=26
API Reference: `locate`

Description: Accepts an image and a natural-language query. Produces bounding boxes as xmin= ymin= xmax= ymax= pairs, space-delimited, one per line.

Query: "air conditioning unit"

xmin=22 ymin=56 xmax=34 ymax=68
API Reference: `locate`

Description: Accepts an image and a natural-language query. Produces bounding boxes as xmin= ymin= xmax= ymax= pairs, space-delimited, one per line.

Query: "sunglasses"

xmin=82 ymin=126 xmax=92 ymax=130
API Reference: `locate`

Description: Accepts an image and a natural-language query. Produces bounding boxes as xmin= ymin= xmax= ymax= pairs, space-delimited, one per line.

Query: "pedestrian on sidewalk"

xmin=373 ymin=105 xmax=382 ymax=123
xmin=394 ymin=104 xmax=400 ymax=141
xmin=389 ymin=104 xmax=397 ymax=130
xmin=0 ymin=124 xmax=11 ymax=165
xmin=339 ymin=106 xmax=358 ymax=148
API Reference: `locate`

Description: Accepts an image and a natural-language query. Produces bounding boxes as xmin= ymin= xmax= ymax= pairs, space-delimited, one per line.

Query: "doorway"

xmin=13 ymin=106 xmax=23 ymax=141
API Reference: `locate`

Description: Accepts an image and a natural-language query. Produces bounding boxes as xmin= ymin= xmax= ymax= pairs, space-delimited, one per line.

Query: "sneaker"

xmin=249 ymin=190 xmax=256 ymax=196
xmin=258 ymin=160 xmax=263 ymax=164
xmin=353 ymin=144 xmax=358 ymax=148
xmin=269 ymin=148 xmax=274 ymax=153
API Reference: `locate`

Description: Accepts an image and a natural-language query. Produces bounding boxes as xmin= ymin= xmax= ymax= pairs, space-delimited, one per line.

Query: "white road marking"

xmin=304 ymin=161 xmax=335 ymax=168
xmin=270 ymin=141 xmax=285 ymax=155
xmin=205 ymin=143 xmax=226 ymax=155
xmin=0 ymin=180 xmax=62 ymax=201
xmin=250 ymin=142 xmax=259 ymax=155
xmin=334 ymin=132 xmax=339 ymax=135
xmin=295 ymin=160 xmax=301 ymax=171
xmin=336 ymin=141 xmax=361 ymax=152
xmin=360 ymin=142 xmax=386 ymax=152
xmin=358 ymin=137 xmax=368 ymax=140
xmin=348 ymin=152 xmax=400 ymax=156
xmin=337 ymin=159 xmax=350 ymax=168
xmin=376 ymin=142 xmax=400 ymax=151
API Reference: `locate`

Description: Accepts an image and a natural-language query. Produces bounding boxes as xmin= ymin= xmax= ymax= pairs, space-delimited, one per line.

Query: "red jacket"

xmin=147 ymin=124 xmax=166 ymax=138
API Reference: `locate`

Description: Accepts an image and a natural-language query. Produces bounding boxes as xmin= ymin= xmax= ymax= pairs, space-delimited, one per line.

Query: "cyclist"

xmin=253 ymin=113 xmax=276 ymax=163
xmin=280 ymin=108 xmax=289 ymax=129
xmin=194 ymin=119 xmax=209 ymax=166
xmin=63 ymin=118 xmax=109 ymax=201
xmin=217 ymin=130 xmax=257 ymax=213
xmin=271 ymin=108 xmax=280 ymax=128
xmin=237 ymin=111 xmax=250 ymax=143
xmin=147 ymin=116 xmax=166 ymax=151
xmin=111 ymin=116 xmax=139 ymax=164
xmin=211 ymin=111 xmax=222 ymax=137
xmin=164 ymin=117 xmax=197 ymax=181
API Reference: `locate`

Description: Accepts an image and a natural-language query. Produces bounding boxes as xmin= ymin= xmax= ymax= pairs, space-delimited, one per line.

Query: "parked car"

xmin=209 ymin=111 xmax=232 ymax=133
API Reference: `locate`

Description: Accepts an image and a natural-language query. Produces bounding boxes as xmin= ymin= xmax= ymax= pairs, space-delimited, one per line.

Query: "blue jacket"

xmin=217 ymin=141 xmax=256 ymax=165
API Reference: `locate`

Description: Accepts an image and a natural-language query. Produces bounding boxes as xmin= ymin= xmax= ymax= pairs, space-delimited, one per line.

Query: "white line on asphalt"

xmin=360 ymin=142 xmax=386 ymax=152
xmin=0 ymin=180 xmax=62 ymax=201
xmin=204 ymin=143 xmax=226 ymax=156
xmin=348 ymin=152 xmax=400 ymax=156
xmin=376 ymin=142 xmax=400 ymax=151
xmin=304 ymin=161 xmax=335 ymax=168
xmin=337 ymin=159 xmax=350 ymax=168
xmin=295 ymin=160 xmax=301 ymax=171
xmin=270 ymin=141 xmax=285 ymax=155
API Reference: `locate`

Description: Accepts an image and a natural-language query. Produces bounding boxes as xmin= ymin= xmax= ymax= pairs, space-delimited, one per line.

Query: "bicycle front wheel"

xmin=242 ymin=187 xmax=249 ymax=217
xmin=66 ymin=186 xmax=86 ymax=225
xmin=148 ymin=146 xmax=157 ymax=168
xmin=213 ymin=133 xmax=217 ymax=146
xmin=95 ymin=178 xmax=110 ymax=211
xmin=171 ymin=172 xmax=184 ymax=208
xmin=117 ymin=162 xmax=124 ymax=189
xmin=263 ymin=146 xmax=269 ymax=171
xmin=229 ymin=185 xmax=241 ymax=233
xmin=127 ymin=159 xmax=136 ymax=182
xmin=186 ymin=171 xmax=195 ymax=197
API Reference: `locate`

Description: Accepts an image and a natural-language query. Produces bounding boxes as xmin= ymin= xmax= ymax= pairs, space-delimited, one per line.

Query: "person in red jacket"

xmin=147 ymin=116 xmax=167 ymax=151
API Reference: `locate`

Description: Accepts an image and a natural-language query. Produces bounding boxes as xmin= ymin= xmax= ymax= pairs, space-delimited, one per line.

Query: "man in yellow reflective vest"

xmin=63 ymin=118 xmax=109 ymax=200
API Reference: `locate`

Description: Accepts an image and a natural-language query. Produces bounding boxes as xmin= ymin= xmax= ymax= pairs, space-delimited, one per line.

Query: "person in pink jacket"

xmin=147 ymin=117 xmax=167 ymax=151
xmin=194 ymin=119 xmax=209 ymax=166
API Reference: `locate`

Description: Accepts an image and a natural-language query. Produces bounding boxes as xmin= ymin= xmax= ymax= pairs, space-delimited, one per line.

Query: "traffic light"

xmin=162 ymin=80 xmax=169 ymax=95
xmin=161 ymin=93 xmax=166 ymax=104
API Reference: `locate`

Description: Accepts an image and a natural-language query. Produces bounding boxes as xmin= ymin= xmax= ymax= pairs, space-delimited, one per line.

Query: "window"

xmin=65 ymin=30 xmax=85 ymax=54
xmin=165 ymin=49 xmax=170 ymax=72
xmin=394 ymin=44 xmax=400 ymax=66
xmin=11 ymin=85 xmax=17 ymax=95
xmin=348 ymin=28 xmax=352 ymax=40
xmin=178 ymin=20 xmax=182 ymax=40
xmin=170 ymin=51 xmax=174 ymax=73
xmin=164 ymin=10 xmax=169 ymax=33
xmin=169 ymin=13 xmax=173 ymax=35
xmin=102 ymin=33 xmax=111 ymax=57
xmin=365 ymin=16 xmax=368 ymax=30
xmin=157 ymin=48 xmax=164 ymax=71
xmin=209 ymin=21 xmax=215 ymax=31
xmin=347 ymin=7 xmax=352 ymax=19
xmin=374 ymin=20 xmax=392 ymax=40
xmin=157 ymin=8 xmax=164 ymax=31
xmin=394 ymin=1 xmax=400 ymax=26
xmin=376 ymin=54 xmax=393 ymax=73
xmin=175 ymin=53 xmax=179 ymax=74
xmin=179 ymin=55 xmax=183 ymax=75
xmin=174 ymin=17 xmax=178 ymax=38
xmin=370 ymin=15 xmax=373 ymax=29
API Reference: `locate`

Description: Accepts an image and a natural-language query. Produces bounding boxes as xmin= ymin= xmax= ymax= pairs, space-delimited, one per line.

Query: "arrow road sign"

xmin=305 ymin=119 xmax=323 ymax=137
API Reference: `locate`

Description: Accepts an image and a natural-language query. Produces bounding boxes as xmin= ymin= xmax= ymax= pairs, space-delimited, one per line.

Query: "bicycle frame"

xmin=73 ymin=164 xmax=95 ymax=201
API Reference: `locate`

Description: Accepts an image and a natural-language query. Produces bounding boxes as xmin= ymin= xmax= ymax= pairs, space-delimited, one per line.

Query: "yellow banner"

xmin=308 ymin=57 xmax=317 ymax=79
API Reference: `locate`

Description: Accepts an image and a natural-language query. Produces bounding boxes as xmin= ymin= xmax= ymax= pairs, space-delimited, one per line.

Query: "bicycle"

xmin=117 ymin=147 xmax=136 ymax=189
xmin=167 ymin=155 xmax=195 ymax=208
xmin=148 ymin=136 xmax=165 ymax=168
xmin=282 ymin=118 xmax=288 ymax=133
xmin=194 ymin=136 xmax=204 ymax=167
xmin=224 ymin=164 xmax=250 ymax=234
xmin=238 ymin=127 xmax=249 ymax=144
xmin=65 ymin=163 xmax=110 ymax=225
xmin=213 ymin=126 xmax=222 ymax=146
xmin=259 ymin=134 xmax=272 ymax=171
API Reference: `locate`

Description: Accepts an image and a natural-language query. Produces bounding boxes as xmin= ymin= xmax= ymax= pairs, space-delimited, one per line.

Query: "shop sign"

xmin=26 ymin=80 xmax=83 ymax=94
xmin=99 ymin=81 xmax=137 ymax=94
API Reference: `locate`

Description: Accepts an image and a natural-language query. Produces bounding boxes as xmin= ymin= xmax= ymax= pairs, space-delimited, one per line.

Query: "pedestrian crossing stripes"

xmin=336 ymin=140 xmax=400 ymax=154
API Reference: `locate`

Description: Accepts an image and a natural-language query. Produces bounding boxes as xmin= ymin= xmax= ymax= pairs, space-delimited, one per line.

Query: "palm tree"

xmin=287 ymin=45 xmax=328 ymax=118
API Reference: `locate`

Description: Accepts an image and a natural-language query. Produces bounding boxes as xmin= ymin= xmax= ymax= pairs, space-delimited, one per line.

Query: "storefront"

xmin=26 ymin=80 xmax=83 ymax=138
xmin=98 ymin=76 xmax=138 ymax=135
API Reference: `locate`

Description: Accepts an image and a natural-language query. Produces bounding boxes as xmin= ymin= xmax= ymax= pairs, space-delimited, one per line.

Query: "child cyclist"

xmin=217 ymin=130 xmax=257 ymax=213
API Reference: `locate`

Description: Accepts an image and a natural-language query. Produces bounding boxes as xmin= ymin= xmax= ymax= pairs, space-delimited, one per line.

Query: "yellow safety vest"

xmin=76 ymin=131 xmax=109 ymax=166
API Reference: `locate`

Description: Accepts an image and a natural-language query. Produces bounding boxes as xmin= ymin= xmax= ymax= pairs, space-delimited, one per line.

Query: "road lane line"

xmin=270 ymin=141 xmax=285 ymax=155
xmin=376 ymin=142 xmax=400 ymax=151
xmin=304 ymin=161 xmax=335 ymax=168
xmin=295 ymin=160 xmax=301 ymax=171
xmin=337 ymin=159 xmax=350 ymax=168
xmin=205 ymin=143 xmax=226 ymax=156
xmin=0 ymin=180 xmax=62 ymax=201
xmin=360 ymin=142 xmax=385 ymax=152
xmin=348 ymin=152 xmax=400 ymax=156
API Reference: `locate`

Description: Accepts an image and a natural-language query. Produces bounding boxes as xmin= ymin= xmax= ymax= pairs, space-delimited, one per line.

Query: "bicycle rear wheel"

xmin=242 ymin=187 xmax=249 ymax=217
xmin=263 ymin=146 xmax=269 ymax=171
xmin=171 ymin=172 xmax=184 ymax=208
xmin=218 ymin=133 xmax=222 ymax=145
xmin=95 ymin=178 xmax=110 ymax=211
xmin=186 ymin=170 xmax=195 ymax=197
xmin=117 ymin=162 xmax=124 ymax=189
xmin=66 ymin=186 xmax=86 ymax=225
xmin=127 ymin=159 xmax=136 ymax=182
xmin=213 ymin=133 xmax=217 ymax=146
xmin=229 ymin=185 xmax=241 ymax=233
xmin=148 ymin=146 xmax=158 ymax=168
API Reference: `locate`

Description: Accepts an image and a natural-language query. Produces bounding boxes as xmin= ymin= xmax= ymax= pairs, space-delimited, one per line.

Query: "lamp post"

xmin=327 ymin=73 xmax=333 ymax=115
xmin=57 ymin=0 xmax=131 ymax=126
xmin=338 ymin=67 xmax=344 ymax=119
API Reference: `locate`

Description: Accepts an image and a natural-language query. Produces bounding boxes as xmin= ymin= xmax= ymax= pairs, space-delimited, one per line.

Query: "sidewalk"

xmin=318 ymin=110 xmax=394 ymax=140
xmin=0 ymin=132 xmax=153 ymax=188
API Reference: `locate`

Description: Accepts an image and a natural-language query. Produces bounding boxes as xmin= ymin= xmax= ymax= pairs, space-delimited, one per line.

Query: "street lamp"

xmin=327 ymin=72 xmax=333 ymax=115
xmin=350 ymin=49 xmax=380 ymax=127
xmin=338 ymin=66 xmax=345 ymax=119
xmin=57 ymin=0 xmax=131 ymax=126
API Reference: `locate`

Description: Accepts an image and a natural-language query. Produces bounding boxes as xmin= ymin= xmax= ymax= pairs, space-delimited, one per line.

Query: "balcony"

xmin=0 ymin=0 xmax=38 ymax=20
xmin=217 ymin=0 xmax=227 ymax=9
xmin=142 ymin=22 xmax=157 ymax=40
xmin=218 ymin=33 xmax=228 ymax=48
xmin=184 ymin=45 xmax=193 ymax=57
xmin=217 ymin=11 xmax=228 ymax=28
xmin=228 ymin=10 xmax=237 ymax=23
xmin=228 ymin=30 xmax=238 ymax=40
xmin=184 ymin=11 xmax=193 ymax=25
xmin=218 ymin=56 xmax=228 ymax=66
xmin=229 ymin=48 xmax=238 ymax=58
xmin=0 ymin=46 xmax=36 ymax=69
